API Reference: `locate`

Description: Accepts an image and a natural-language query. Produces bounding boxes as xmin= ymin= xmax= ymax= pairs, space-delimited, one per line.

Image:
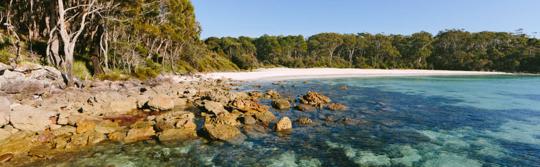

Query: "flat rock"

xmin=326 ymin=103 xmax=347 ymax=111
xmin=158 ymin=128 xmax=197 ymax=141
xmin=204 ymin=123 xmax=245 ymax=143
xmin=0 ymin=97 xmax=10 ymax=126
xmin=124 ymin=126 xmax=155 ymax=143
xmin=147 ymin=95 xmax=175 ymax=111
xmin=9 ymin=105 xmax=57 ymax=131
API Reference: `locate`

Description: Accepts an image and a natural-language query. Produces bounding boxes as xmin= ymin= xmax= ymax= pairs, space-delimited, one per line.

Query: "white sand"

xmin=202 ymin=68 xmax=508 ymax=81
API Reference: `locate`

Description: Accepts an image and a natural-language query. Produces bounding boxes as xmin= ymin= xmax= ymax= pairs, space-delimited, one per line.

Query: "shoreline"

xmin=201 ymin=68 xmax=510 ymax=81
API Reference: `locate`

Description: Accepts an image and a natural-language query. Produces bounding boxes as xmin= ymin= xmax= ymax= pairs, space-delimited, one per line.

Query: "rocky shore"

xmin=0 ymin=63 xmax=347 ymax=166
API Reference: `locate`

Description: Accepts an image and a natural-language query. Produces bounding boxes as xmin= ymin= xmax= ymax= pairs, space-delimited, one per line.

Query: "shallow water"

xmin=33 ymin=75 xmax=540 ymax=167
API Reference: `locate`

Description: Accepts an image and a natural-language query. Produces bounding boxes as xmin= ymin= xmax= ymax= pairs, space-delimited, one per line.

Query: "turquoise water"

xmin=33 ymin=75 xmax=540 ymax=167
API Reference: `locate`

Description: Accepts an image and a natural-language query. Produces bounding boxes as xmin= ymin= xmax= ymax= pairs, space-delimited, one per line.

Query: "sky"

xmin=192 ymin=0 xmax=540 ymax=38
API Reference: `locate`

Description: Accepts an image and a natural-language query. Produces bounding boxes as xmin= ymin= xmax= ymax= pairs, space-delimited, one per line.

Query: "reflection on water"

xmin=32 ymin=76 xmax=540 ymax=167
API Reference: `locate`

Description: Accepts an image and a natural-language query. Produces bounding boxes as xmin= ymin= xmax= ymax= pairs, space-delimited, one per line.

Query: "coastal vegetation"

xmin=0 ymin=0 xmax=539 ymax=85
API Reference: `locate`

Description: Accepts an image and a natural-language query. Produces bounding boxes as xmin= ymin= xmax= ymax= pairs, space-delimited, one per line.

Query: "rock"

xmin=76 ymin=120 xmax=96 ymax=134
xmin=230 ymin=98 xmax=270 ymax=115
xmin=95 ymin=120 xmax=121 ymax=134
xmin=203 ymin=101 xmax=228 ymax=116
xmin=147 ymin=95 xmax=175 ymax=111
xmin=1 ymin=78 xmax=45 ymax=95
xmin=243 ymin=124 xmax=269 ymax=139
xmin=265 ymin=90 xmax=280 ymax=99
xmin=204 ymin=123 xmax=245 ymax=143
xmin=296 ymin=104 xmax=316 ymax=112
xmin=339 ymin=85 xmax=348 ymax=90
xmin=0 ymin=97 xmax=10 ymax=126
xmin=272 ymin=99 xmax=291 ymax=110
xmin=248 ymin=91 xmax=263 ymax=98
xmin=249 ymin=110 xmax=276 ymax=126
xmin=297 ymin=117 xmax=313 ymax=125
xmin=275 ymin=117 xmax=292 ymax=131
xmin=341 ymin=117 xmax=368 ymax=125
xmin=155 ymin=111 xmax=196 ymax=131
xmin=108 ymin=131 xmax=127 ymax=142
xmin=0 ymin=153 xmax=14 ymax=163
xmin=0 ymin=129 xmax=11 ymax=141
xmin=13 ymin=62 xmax=42 ymax=72
xmin=326 ymin=103 xmax=347 ymax=111
xmin=241 ymin=116 xmax=257 ymax=125
xmin=0 ymin=63 xmax=10 ymax=72
xmin=158 ymin=128 xmax=197 ymax=141
xmin=9 ymin=105 xmax=57 ymax=131
xmin=124 ymin=122 xmax=156 ymax=143
xmin=299 ymin=91 xmax=331 ymax=106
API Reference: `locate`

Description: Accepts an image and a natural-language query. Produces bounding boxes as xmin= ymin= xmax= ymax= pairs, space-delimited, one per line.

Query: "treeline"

xmin=0 ymin=0 xmax=238 ymax=84
xmin=205 ymin=31 xmax=540 ymax=72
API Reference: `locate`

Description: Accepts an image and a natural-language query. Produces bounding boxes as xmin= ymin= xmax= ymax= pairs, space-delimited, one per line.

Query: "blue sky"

xmin=192 ymin=0 xmax=539 ymax=38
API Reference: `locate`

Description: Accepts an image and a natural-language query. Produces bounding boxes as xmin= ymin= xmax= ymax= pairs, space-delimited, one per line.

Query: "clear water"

xmin=33 ymin=75 xmax=540 ymax=167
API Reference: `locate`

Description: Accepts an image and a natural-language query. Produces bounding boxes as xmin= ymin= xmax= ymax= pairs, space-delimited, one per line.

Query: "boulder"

xmin=275 ymin=117 xmax=292 ymax=131
xmin=1 ymin=78 xmax=45 ymax=95
xmin=203 ymin=101 xmax=228 ymax=116
xmin=204 ymin=123 xmax=244 ymax=143
xmin=248 ymin=110 xmax=276 ymax=126
xmin=299 ymin=91 xmax=331 ymax=106
xmin=339 ymin=85 xmax=348 ymax=90
xmin=241 ymin=116 xmax=257 ymax=125
xmin=326 ymin=103 xmax=347 ymax=111
xmin=0 ymin=63 xmax=10 ymax=72
xmin=0 ymin=97 xmax=10 ymax=126
xmin=271 ymin=99 xmax=291 ymax=110
xmin=147 ymin=95 xmax=175 ymax=111
xmin=9 ymin=105 xmax=57 ymax=131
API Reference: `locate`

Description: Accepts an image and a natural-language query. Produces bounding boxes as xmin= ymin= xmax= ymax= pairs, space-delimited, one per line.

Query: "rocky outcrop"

xmin=272 ymin=99 xmax=291 ymax=110
xmin=275 ymin=117 xmax=292 ymax=132
xmin=299 ymin=91 xmax=331 ymax=106
xmin=0 ymin=62 xmax=64 ymax=95
xmin=9 ymin=105 xmax=58 ymax=131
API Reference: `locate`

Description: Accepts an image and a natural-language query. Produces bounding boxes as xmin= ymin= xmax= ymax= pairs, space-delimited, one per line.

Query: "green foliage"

xmin=97 ymin=70 xmax=130 ymax=81
xmin=0 ymin=49 xmax=13 ymax=64
xmin=73 ymin=61 xmax=92 ymax=80
xmin=134 ymin=59 xmax=162 ymax=80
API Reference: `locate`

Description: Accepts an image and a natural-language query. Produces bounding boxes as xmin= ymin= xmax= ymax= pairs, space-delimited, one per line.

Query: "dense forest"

xmin=0 ymin=0 xmax=539 ymax=84
xmin=206 ymin=31 xmax=540 ymax=72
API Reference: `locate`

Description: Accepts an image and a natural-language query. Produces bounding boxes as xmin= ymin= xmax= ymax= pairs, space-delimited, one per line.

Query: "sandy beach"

xmin=202 ymin=68 xmax=509 ymax=81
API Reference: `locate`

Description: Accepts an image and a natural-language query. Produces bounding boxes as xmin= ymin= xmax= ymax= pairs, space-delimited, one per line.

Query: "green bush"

xmin=73 ymin=61 xmax=92 ymax=80
xmin=97 ymin=69 xmax=130 ymax=81
xmin=0 ymin=49 xmax=13 ymax=64
xmin=134 ymin=59 xmax=162 ymax=80
xmin=232 ymin=54 xmax=259 ymax=70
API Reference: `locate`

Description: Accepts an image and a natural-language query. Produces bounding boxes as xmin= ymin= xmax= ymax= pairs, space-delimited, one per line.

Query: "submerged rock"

xmin=297 ymin=117 xmax=313 ymax=125
xmin=276 ymin=117 xmax=292 ymax=132
xmin=326 ymin=103 xmax=347 ymax=111
xmin=272 ymin=99 xmax=291 ymax=110
xmin=158 ymin=128 xmax=197 ymax=141
xmin=296 ymin=104 xmax=316 ymax=112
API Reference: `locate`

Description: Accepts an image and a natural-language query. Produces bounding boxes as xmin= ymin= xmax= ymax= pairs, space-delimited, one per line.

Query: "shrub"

xmin=73 ymin=61 xmax=92 ymax=80
xmin=134 ymin=59 xmax=162 ymax=80
xmin=97 ymin=69 xmax=130 ymax=81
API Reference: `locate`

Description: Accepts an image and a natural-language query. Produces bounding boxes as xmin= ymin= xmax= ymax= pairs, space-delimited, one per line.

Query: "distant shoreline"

xmin=201 ymin=68 xmax=511 ymax=81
